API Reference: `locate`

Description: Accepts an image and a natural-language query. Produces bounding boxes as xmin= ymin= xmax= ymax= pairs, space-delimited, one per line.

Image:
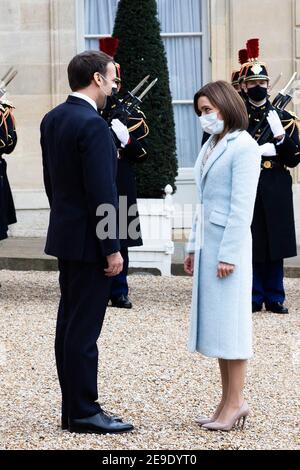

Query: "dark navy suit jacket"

xmin=40 ymin=95 xmax=120 ymax=262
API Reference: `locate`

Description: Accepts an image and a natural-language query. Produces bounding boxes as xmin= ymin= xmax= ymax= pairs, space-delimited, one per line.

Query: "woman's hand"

xmin=217 ymin=262 xmax=235 ymax=278
xmin=184 ymin=254 xmax=195 ymax=276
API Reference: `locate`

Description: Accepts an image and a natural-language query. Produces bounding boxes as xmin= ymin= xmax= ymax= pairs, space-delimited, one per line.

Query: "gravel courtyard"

xmin=0 ymin=271 xmax=299 ymax=450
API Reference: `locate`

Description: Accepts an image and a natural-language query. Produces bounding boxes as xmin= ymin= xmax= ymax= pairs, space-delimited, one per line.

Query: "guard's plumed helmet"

xmin=243 ymin=38 xmax=269 ymax=82
xmin=99 ymin=36 xmax=121 ymax=85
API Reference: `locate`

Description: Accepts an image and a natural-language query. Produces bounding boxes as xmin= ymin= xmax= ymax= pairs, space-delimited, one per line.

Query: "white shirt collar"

xmin=71 ymin=92 xmax=97 ymax=111
xmin=248 ymin=97 xmax=268 ymax=108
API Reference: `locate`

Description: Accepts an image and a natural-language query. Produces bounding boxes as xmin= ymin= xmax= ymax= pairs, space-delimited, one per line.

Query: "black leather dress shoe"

xmin=265 ymin=302 xmax=289 ymax=314
xmin=61 ymin=409 xmax=123 ymax=430
xmin=252 ymin=302 xmax=262 ymax=313
xmin=68 ymin=411 xmax=134 ymax=434
xmin=111 ymin=295 xmax=132 ymax=309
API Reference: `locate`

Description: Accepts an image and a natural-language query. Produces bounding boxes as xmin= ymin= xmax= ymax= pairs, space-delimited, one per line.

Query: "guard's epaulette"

xmin=281 ymin=111 xmax=300 ymax=139
xmin=286 ymin=110 xmax=300 ymax=130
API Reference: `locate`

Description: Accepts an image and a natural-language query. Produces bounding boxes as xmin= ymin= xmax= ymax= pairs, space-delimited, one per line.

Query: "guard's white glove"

xmin=111 ymin=118 xmax=130 ymax=148
xmin=266 ymin=110 xmax=285 ymax=139
xmin=259 ymin=142 xmax=277 ymax=157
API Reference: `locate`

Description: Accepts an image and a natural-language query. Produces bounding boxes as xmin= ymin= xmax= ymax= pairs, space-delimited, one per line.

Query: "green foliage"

xmin=113 ymin=0 xmax=178 ymax=198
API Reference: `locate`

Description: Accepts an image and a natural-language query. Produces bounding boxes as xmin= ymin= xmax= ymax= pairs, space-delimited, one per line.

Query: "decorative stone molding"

xmin=209 ymin=0 xmax=231 ymax=81
xmin=49 ymin=0 xmax=77 ymax=106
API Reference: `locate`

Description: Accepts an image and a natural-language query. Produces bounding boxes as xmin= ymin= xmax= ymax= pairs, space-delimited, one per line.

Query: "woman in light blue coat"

xmin=184 ymin=81 xmax=261 ymax=432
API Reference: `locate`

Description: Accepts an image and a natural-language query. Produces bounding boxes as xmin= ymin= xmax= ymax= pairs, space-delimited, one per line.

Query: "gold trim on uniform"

xmin=127 ymin=117 xmax=149 ymax=140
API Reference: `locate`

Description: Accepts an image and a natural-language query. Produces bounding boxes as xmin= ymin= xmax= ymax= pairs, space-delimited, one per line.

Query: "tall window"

xmin=83 ymin=0 xmax=210 ymax=168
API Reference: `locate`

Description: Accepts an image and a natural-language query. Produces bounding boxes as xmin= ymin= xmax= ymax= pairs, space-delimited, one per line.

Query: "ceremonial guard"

xmin=243 ymin=39 xmax=300 ymax=313
xmin=0 ymin=71 xmax=17 ymax=241
xmin=100 ymin=38 xmax=149 ymax=309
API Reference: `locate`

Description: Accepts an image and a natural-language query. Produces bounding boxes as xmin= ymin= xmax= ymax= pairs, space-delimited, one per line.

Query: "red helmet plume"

xmin=99 ymin=37 xmax=119 ymax=58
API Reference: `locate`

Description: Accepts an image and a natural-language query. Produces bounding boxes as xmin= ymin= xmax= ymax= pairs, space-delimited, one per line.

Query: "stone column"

xmin=210 ymin=0 xmax=232 ymax=81
xmin=50 ymin=0 xmax=77 ymax=107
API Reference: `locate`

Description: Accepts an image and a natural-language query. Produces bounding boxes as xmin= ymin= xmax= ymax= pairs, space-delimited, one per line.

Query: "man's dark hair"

xmin=67 ymin=50 xmax=113 ymax=91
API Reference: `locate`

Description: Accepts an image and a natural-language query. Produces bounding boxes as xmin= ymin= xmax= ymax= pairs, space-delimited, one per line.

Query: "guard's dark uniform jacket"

xmin=116 ymin=107 xmax=148 ymax=248
xmin=248 ymin=101 xmax=300 ymax=262
xmin=101 ymin=101 xmax=149 ymax=302
xmin=102 ymin=100 xmax=148 ymax=249
xmin=0 ymin=102 xmax=17 ymax=241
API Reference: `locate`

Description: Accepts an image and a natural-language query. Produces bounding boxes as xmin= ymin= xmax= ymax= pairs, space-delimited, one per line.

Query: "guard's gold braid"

xmin=128 ymin=117 xmax=149 ymax=139
xmin=8 ymin=107 xmax=16 ymax=128
xmin=135 ymin=148 xmax=147 ymax=159
xmin=137 ymin=120 xmax=149 ymax=140
xmin=283 ymin=120 xmax=295 ymax=133
xmin=127 ymin=122 xmax=142 ymax=133
xmin=282 ymin=111 xmax=300 ymax=138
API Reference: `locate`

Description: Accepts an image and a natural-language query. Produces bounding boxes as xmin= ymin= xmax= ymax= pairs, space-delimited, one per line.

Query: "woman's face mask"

xmin=199 ymin=112 xmax=224 ymax=135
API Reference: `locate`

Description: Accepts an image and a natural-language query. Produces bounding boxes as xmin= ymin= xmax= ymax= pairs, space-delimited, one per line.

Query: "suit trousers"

xmin=56 ymin=259 xmax=112 ymax=420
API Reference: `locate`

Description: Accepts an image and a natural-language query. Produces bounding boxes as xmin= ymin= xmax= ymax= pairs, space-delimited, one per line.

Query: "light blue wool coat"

xmin=186 ymin=130 xmax=261 ymax=359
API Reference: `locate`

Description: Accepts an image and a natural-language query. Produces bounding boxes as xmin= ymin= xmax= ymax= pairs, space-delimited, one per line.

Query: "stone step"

xmin=0 ymin=237 xmax=299 ymax=277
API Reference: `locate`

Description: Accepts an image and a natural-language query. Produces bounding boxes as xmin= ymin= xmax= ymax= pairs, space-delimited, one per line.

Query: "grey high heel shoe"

xmin=195 ymin=416 xmax=214 ymax=425
xmin=195 ymin=402 xmax=225 ymax=426
xmin=202 ymin=401 xmax=250 ymax=432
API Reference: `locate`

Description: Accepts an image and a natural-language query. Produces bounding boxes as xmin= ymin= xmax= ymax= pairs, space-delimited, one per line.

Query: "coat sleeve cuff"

xmin=218 ymin=249 xmax=239 ymax=266
xmin=185 ymin=243 xmax=195 ymax=254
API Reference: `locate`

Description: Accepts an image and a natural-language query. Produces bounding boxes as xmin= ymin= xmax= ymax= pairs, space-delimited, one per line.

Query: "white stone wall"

xmin=0 ymin=0 xmax=77 ymax=192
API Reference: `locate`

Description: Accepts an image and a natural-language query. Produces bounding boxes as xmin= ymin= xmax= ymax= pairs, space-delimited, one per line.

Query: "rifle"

xmin=250 ymin=72 xmax=299 ymax=145
xmin=103 ymin=75 xmax=158 ymax=125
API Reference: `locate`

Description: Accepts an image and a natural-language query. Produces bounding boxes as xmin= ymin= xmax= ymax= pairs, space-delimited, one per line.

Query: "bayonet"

xmin=137 ymin=78 xmax=158 ymax=101
xmin=130 ymin=75 xmax=150 ymax=96
xmin=4 ymin=70 xmax=18 ymax=87
xmin=1 ymin=67 xmax=14 ymax=84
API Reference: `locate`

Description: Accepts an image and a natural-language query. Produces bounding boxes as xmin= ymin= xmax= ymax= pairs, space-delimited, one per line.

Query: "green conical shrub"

xmin=113 ymin=0 xmax=178 ymax=198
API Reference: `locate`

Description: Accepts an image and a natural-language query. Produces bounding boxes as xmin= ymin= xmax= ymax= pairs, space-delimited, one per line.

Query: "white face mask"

xmin=199 ymin=112 xmax=224 ymax=135
xmin=98 ymin=74 xmax=118 ymax=109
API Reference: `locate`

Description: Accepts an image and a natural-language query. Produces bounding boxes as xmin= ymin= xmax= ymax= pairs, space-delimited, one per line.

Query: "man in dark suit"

xmin=40 ymin=50 xmax=133 ymax=434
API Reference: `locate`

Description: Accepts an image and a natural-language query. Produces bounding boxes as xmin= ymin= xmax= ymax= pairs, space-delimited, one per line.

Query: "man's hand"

xmin=184 ymin=254 xmax=195 ymax=276
xmin=105 ymin=252 xmax=123 ymax=277
xmin=217 ymin=262 xmax=235 ymax=279
xmin=111 ymin=119 xmax=130 ymax=148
